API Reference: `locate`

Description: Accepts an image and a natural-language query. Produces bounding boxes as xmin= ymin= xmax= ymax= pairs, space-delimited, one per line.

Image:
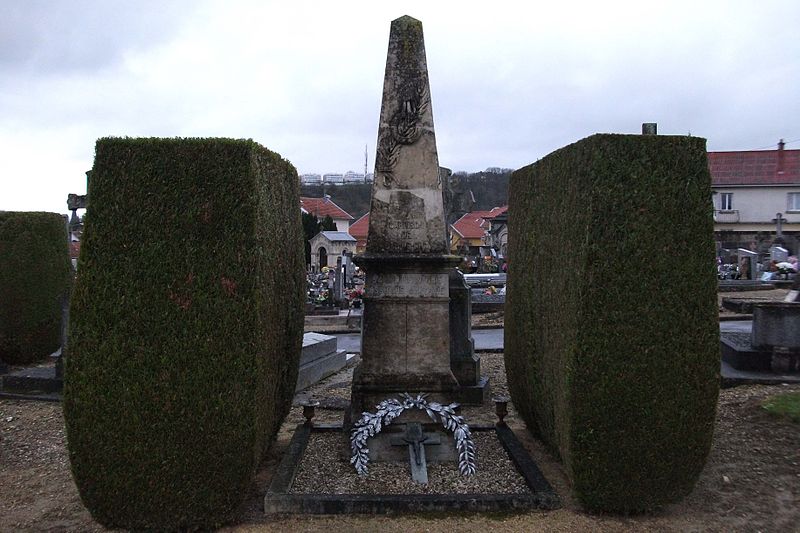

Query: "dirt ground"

xmin=2 ymin=352 xmax=799 ymax=532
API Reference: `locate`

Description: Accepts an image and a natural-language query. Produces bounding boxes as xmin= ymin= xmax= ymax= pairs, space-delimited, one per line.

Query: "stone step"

xmin=296 ymin=349 xmax=347 ymax=392
xmin=302 ymin=333 xmax=338 ymax=365
xmin=2 ymin=366 xmax=62 ymax=394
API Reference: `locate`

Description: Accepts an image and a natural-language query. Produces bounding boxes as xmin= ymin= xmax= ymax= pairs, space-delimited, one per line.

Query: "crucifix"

xmin=773 ymin=212 xmax=786 ymax=239
xmin=390 ymin=422 xmax=441 ymax=484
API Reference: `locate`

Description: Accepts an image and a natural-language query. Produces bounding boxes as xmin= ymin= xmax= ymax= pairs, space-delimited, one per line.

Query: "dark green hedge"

xmin=64 ymin=138 xmax=305 ymax=530
xmin=505 ymin=134 xmax=719 ymax=513
xmin=0 ymin=211 xmax=71 ymax=365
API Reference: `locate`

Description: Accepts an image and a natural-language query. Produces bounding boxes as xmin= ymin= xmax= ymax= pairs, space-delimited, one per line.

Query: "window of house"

xmin=788 ymin=192 xmax=800 ymax=212
xmin=719 ymin=192 xmax=733 ymax=211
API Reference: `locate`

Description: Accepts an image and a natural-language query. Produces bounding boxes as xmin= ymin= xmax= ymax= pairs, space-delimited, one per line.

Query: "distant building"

xmin=322 ymin=173 xmax=344 ymax=185
xmin=309 ymin=231 xmax=357 ymax=271
xmin=348 ymin=213 xmax=369 ymax=253
xmin=449 ymin=206 xmax=508 ymax=257
xmin=300 ymin=173 xmax=322 ymax=184
xmin=344 ymin=170 xmax=365 ymax=183
xmin=710 ymin=140 xmax=800 ymax=256
xmin=300 ymin=196 xmax=354 ymax=232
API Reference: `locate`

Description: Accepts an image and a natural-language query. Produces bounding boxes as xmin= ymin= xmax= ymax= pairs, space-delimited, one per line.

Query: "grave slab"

xmin=296 ymin=332 xmax=349 ymax=392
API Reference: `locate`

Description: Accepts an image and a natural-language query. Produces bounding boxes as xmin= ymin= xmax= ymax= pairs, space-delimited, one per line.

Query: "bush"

xmin=64 ymin=137 xmax=305 ymax=530
xmin=505 ymin=134 xmax=719 ymax=513
xmin=0 ymin=211 xmax=71 ymax=365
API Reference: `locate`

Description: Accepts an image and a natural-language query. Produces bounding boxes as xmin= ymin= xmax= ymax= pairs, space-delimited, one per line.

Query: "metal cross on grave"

xmin=390 ymin=422 xmax=441 ymax=484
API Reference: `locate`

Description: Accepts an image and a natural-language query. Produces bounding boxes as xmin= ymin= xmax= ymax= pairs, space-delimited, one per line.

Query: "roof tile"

xmin=709 ymin=148 xmax=800 ymax=186
xmin=300 ymin=197 xmax=354 ymax=220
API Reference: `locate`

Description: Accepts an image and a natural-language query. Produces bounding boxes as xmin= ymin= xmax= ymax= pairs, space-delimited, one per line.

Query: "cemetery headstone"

xmin=738 ymin=248 xmax=758 ymax=280
xmin=334 ymin=256 xmax=345 ymax=304
xmin=449 ymin=269 xmax=490 ymax=403
xmin=770 ymin=245 xmax=789 ymax=263
xmin=350 ymin=15 xmax=460 ymax=425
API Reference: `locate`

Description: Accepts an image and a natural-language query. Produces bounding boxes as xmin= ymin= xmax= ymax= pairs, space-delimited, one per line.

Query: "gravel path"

xmin=2 ymin=353 xmax=799 ymax=532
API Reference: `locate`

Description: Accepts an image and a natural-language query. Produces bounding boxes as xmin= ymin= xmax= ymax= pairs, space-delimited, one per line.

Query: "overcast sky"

xmin=2 ymin=0 xmax=799 ymax=214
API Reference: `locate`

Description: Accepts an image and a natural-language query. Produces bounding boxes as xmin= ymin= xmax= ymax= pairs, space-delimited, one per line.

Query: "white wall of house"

xmin=713 ymin=186 xmax=800 ymax=226
xmin=334 ymin=219 xmax=350 ymax=232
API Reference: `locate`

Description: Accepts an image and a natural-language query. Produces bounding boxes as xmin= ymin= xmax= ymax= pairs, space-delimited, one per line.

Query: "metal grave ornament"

xmin=350 ymin=393 xmax=477 ymax=481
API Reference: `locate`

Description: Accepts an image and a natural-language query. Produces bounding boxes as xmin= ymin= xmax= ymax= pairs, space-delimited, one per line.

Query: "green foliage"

xmin=320 ymin=214 xmax=336 ymax=231
xmin=0 ymin=211 xmax=71 ymax=365
xmin=302 ymin=212 xmax=320 ymax=265
xmin=64 ymin=137 xmax=305 ymax=530
xmin=762 ymin=392 xmax=800 ymax=423
xmin=301 ymin=213 xmax=338 ymax=265
xmin=505 ymin=134 xmax=719 ymax=513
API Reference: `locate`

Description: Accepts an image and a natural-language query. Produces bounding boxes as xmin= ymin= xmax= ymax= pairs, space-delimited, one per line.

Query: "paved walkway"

xmin=333 ymin=323 xmax=800 ymax=386
xmin=335 ymin=328 xmax=504 ymax=353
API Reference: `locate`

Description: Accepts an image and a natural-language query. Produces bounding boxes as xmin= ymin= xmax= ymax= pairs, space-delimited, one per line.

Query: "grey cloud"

xmin=0 ymin=0 xmax=196 ymax=75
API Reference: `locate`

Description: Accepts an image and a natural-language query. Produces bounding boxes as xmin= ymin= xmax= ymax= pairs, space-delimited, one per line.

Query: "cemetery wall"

xmin=0 ymin=211 xmax=71 ymax=365
xmin=505 ymin=134 xmax=719 ymax=512
xmin=64 ymin=137 xmax=305 ymax=530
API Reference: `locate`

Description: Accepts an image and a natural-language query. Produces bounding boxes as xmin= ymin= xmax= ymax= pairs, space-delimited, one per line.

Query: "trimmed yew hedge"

xmin=505 ymin=134 xmax=719 ymax=513
xmin=0 ymin=211 xmax=71 ymax=365
xmin=64 ymin=138 xmax=305 ymax=530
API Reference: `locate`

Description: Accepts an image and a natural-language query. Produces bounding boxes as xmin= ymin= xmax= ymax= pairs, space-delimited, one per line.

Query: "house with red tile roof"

xmin=710 ymin=140 xmax=800 ymax=255
xmin=300 ymin=196 xmax=354 ymax=232
xmin=348 ymin=213 xmax=369 ymax=253
xmin=449 ymin=206 xmax=508 ymax=256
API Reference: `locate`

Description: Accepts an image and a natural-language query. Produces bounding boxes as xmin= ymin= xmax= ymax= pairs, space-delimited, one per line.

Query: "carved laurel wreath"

xmin=350 ymin=393 xmax=477 ymax=476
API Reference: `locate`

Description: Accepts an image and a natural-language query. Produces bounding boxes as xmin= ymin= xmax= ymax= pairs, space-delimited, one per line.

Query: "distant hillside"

xmin=454 ymin=169 xmax=512 ymax=211
xmin=300 ymin=183 xmax=372 ymax=219
xmin=299 ymin=168 xmax=512 ymax=220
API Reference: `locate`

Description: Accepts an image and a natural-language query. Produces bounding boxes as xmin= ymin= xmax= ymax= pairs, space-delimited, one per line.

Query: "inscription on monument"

xmin=370 ymin=272 xmax=448 ymax=298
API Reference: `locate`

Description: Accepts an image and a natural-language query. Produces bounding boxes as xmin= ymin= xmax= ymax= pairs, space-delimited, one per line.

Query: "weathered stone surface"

xmin=366 ymin=16 xmax=447 ymax=256
xmin=350 ymin=16 xmax=459 ymax=426
xmin=751 ymin=302 xmax=800 ymax=349
xmin=449 ymin=270 xmax=482 ymax=387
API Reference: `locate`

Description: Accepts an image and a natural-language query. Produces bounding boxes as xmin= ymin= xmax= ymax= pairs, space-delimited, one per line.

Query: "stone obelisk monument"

xmin=349 ymin=16 xmax=460 ymax=423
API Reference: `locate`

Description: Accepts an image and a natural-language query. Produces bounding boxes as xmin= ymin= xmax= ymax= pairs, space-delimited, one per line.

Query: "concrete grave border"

xmin=264 ymin=423 xmax=560 ymax=514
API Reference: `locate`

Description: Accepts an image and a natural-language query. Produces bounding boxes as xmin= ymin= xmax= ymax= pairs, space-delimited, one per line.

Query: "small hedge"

xmin=505 ymin=134 xmax=719 ymax=513
xmin=0 ymin=211 xmax=71 ymax=365
xmin=64 ymin=137 xmax=305 ymax=530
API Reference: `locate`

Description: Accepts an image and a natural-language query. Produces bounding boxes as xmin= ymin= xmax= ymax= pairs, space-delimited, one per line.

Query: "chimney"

xmin=777 ymin=138 xmax=785 ymax=174
xmin=642 ymin=123 xmax=657 ymax=135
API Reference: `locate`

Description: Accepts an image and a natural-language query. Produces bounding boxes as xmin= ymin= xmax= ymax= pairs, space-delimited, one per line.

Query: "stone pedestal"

xmin=350 ymin=255 xmax=460 ymax=419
